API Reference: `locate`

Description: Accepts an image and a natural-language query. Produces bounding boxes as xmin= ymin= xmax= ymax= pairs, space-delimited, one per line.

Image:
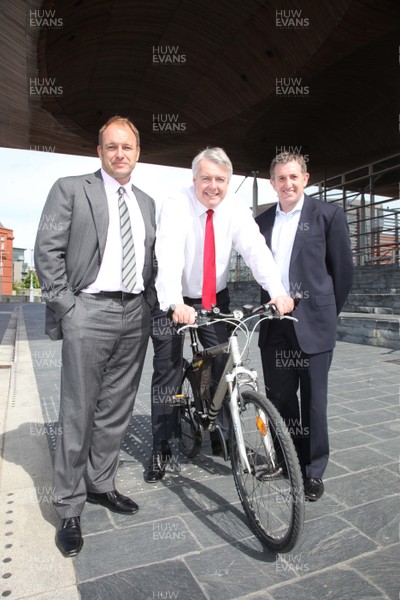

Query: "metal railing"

xmin=229 ymin=154 xmax=400 ymax=282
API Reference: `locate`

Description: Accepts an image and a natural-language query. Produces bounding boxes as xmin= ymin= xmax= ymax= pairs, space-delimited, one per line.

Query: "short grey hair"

xmin=192 ymin=147 xmax=233 ymax=181
xmin=270 ymin=152 xmax=308 ymax=179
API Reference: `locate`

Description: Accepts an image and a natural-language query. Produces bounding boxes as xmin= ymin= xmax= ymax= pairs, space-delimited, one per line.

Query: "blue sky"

xmin=0 ymin=147 xmax=278 ymax=263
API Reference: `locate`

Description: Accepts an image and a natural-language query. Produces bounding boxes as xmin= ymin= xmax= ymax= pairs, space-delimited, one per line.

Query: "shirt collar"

xmin=191 ymin=185 xmax=228 ymax=217
xmin=275 ymin=195 xmax=305 ymax=217
xmin=101 ymin=168 xmax=133 ymax=196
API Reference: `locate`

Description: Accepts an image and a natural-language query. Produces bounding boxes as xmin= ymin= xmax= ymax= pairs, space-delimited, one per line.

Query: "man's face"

xmin=97 ymin=123 xmax=140 ymax=184
xmin=270 ymin=160 xmax=310 ymax=212
xmin=193 ymin=159 xmax=229 ymax=209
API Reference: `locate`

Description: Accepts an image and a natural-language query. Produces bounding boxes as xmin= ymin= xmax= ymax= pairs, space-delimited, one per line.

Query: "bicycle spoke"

xmin=177 ymin=368 xmax=203 ymax=459
xmin=231 ymin=389 xmax=304 ymax=553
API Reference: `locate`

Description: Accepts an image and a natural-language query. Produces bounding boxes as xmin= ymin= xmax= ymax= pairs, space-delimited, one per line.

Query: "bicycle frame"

xmin=175 ymin=302 xmax=305 ymax=553
xmin=184 ymin=323 xmax=280 ymax=474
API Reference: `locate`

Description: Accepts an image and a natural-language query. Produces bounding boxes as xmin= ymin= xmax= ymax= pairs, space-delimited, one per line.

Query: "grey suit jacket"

xmin=256 ymin=194 xmax=354 ymax=354
xmin=34 ymin=169 xmax=156 ymax=340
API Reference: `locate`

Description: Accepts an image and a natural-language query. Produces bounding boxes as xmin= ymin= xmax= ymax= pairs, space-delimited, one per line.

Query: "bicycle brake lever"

xmin=166 ymin=304 xmax=176 ymax=320
xmin=293 ymin=293 xmax=301 ymax=309
xmin=261 ymin=303 xmax=280 ymax=317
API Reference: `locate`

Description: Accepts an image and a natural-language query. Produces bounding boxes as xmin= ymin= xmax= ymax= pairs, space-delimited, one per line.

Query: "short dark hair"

xmin=270 ymin=152 xmax=308 ymax=179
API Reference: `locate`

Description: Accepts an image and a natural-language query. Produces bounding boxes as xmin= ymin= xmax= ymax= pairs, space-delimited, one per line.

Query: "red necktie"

xmin=202 ymin=209 xmax=217 ymax=309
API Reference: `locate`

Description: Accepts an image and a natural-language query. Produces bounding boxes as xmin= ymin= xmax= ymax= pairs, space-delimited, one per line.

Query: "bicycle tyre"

xmin=230 ymin=389 xmax=304 ymax=553
xmin=177 ymin=367 xmax=203 ymax=459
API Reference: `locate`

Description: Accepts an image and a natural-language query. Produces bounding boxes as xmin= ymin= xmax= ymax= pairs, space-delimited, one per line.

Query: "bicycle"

xmin=170 ymin=302 xmax=305 ymax=553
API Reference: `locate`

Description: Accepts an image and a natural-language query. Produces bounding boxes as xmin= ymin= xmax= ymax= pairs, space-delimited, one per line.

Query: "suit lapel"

xmin=290 ymin=194 xmax=316 ymax=268
xmin=84 ymin=170 xmax=109 ymax=259
xmin=262 ymin=207 xmax=277 ymax=249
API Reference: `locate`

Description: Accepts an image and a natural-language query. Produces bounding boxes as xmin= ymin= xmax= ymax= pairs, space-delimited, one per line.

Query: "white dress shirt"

xmin=271 ymin=196 xmax=304 ymax=294
xmin=82 ymin=169 xmax=146 ymax=294
xmin=155 ymin=185 xmax=287 ymax=309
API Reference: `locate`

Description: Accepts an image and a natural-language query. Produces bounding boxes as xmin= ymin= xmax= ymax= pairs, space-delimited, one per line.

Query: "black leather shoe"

xmin=144 ymin=446 xmax=172 ymax=483
xmin=304 ymin=478 xmax=324 ymax=501
xmin=56 ymin=517 xmax=83 ymax=557
xmin=86 ymin=490 xmax=139 ymax=514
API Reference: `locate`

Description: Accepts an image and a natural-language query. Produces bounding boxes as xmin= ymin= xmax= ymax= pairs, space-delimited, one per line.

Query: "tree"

xmin=12 ymin=280 xmax=24 ymax=294
xmin=22 ymin=270 xmax=41 ymax=289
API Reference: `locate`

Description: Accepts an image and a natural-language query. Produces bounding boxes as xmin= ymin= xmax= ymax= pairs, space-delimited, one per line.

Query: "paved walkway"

xmin=0 ymin=303 xmax=399 ymax=600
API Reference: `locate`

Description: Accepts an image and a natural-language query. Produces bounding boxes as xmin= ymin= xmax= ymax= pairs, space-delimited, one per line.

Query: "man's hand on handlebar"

xmin=269 ymin=295 xmax=295 ymax=316
xmin=169 ymin=303 xmax=196 ymax=325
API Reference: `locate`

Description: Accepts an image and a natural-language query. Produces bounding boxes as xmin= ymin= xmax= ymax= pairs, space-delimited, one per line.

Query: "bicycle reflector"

xmin=256 ymin=415 xmax=268 ymax=436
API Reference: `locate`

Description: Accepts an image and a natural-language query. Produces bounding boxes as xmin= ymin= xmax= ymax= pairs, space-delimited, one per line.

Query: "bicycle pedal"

xmin=195 ymin=413 xmax=209 ymax=426
xmin=255 ymin=465 xmax=286 ymax=481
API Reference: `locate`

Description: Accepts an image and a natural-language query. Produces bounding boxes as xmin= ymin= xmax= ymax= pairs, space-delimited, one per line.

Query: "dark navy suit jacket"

xmin=256 ymin=194 xmax=353 ymax=354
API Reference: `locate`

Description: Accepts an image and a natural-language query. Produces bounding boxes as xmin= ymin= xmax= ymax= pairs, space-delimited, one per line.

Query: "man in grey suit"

xmin=256 ymin=152 xmax=353 ymax=501
xmin=34 ymin=116 xmax=156 ymax=557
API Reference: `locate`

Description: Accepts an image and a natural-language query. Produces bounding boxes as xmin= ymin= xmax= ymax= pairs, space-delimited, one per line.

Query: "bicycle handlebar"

xmin=166 ymin=296 xmax=299 ymax=325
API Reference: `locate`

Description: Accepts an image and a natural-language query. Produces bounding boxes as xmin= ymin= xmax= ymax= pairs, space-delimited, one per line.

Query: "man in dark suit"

xmin=34 ymin=116 xmax=156 ymax=556
xmin=256 ymin=152 xmax=353 ymax=501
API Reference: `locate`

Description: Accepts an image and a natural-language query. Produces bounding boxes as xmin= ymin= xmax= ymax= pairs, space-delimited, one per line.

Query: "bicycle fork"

xmin=230 ymin=386 xmax=279 ymax=474
xmin=229 ymin=374 xmax=278 ymax=477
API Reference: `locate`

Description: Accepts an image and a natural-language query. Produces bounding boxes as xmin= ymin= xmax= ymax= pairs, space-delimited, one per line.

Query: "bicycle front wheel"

xmin=231 ymin=389 xmax=304 ymax=553
xmin=177 ymin=367 xmax=203 ymax=459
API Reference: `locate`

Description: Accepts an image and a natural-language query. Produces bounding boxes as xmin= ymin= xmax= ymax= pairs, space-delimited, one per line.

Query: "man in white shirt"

xmin=256 ymin=152 xmax=353 ymax=501
xmin=144 ymin=147 xmax=293 ymax=482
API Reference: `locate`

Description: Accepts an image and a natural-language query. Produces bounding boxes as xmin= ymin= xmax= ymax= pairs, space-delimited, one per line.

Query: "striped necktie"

xmin=118 ymin=186 xmax=136 ymax=292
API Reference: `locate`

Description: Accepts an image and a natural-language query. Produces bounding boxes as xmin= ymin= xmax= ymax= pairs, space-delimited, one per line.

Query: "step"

xmin=337 ymin=312 xmax=400 ymax=350
xmin=345 ymin=307 xmax=394 ymax=315
xmin=344 ymin=297 xmax=400 ymax=315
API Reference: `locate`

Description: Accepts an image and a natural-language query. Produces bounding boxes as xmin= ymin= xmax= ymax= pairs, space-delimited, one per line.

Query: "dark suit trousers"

xmin=260 ymin=319 xmax=332 ymax=479
xmin=150 ymin=289 xmax=230 ymax=448
xmin=54 ymin=292 xmax=150 ymax=518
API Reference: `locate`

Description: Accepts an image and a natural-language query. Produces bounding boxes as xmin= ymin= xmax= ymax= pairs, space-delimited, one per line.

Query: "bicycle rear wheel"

xmin=230 ymin=389 xmax=304 ymax=553
xmin=177 ymin=367 xmax=203 ymax=459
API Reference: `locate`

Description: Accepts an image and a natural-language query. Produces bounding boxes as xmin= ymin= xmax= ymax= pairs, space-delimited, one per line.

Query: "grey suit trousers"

xmin=53 ymin=292 xmax=150 ymax=518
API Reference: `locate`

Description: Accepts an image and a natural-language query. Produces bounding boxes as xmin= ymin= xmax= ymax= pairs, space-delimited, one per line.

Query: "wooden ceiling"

xmin=1 ymin=0 xmax=399 ymax=185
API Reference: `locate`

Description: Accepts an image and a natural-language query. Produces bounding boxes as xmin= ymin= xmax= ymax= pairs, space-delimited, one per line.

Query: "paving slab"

xmin=0 ymin=303 xmax=399 ymax=600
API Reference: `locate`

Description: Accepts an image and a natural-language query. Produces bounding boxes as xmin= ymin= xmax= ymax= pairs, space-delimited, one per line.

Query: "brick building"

xmin=0 ymin=223 xmax=14 ymax=297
